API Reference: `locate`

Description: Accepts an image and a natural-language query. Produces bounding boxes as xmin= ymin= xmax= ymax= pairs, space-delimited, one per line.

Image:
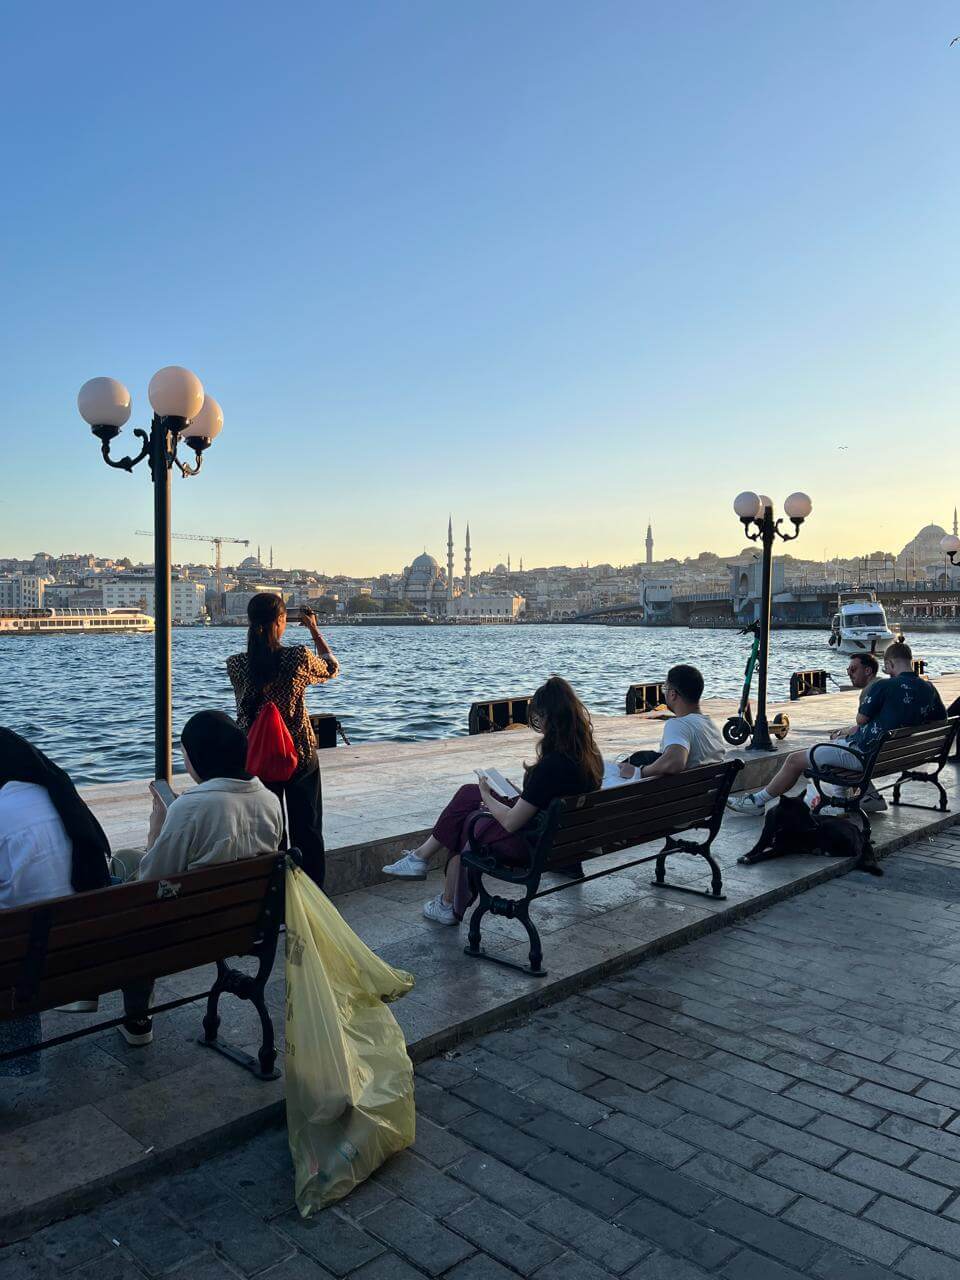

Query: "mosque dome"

xmin=410 ymin=553 xmax=440 ymax=574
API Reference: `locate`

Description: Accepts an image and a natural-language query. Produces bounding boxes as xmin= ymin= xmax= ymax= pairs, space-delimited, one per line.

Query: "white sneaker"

xmin=726 ymin=792 xmax=769 ymax=817
xmin=382 ymin=851 xmax=429 ymax=879
xmin=423 ymin=894 xmax=457 ymax=925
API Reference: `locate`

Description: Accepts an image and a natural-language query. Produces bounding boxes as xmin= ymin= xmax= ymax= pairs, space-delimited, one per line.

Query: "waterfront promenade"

xmin=8 ymin=833 xmax=960 ymax=1277
xmin=3 ymin=678 xmax=960 ymax=1243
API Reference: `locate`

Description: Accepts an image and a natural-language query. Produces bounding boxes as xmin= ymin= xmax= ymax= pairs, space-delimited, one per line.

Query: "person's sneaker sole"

xmin=118 ymin=1024 xmax=153 ymax=1047
xmin=382 ymin=864 xmax=427 ymax=879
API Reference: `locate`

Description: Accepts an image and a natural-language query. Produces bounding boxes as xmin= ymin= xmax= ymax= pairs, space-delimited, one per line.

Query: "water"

xmin=2 ymin=624 xmax=959 ymax=785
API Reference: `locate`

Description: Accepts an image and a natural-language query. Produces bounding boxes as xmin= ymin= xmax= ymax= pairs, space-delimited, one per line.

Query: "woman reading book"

xmin=382 ymin=676 xmax=602 ymax=924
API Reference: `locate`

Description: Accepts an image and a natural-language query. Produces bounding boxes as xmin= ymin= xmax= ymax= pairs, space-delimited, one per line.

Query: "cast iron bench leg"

xmin=199 ymin=951 xmax=282 ymax=1081
xmin=465 ymin=873 xmax=546 ymax=976
xmin=651 ymin=838 xmax=725 ymax=900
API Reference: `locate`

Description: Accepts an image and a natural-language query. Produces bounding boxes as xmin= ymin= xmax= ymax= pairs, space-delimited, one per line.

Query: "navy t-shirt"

xmin=850 ymin=672 xmax=946 ymax=754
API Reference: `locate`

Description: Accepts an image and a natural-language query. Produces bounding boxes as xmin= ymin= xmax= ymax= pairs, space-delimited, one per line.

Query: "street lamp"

xmin=733 ymin=489 xmax=813 ymax=751
xmin=77 ymin=368 xmax=223 ymax=781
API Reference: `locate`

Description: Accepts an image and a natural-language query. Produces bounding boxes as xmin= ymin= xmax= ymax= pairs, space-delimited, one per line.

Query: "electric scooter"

xmin=722 ymin=620 xmax=791 ymax=746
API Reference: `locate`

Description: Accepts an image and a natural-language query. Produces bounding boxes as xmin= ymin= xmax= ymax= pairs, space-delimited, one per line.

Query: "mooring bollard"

xmin=468 ymin=695 xmax=533 ymax=735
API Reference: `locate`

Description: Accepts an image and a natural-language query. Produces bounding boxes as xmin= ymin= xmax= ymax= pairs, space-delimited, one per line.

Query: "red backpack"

xmin=246 ymin=701 xmax=298 ymax=783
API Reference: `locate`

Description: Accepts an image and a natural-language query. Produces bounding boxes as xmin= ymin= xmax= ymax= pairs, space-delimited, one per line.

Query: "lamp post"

xmin=733 ymin=489 xmax=813 ymax=752
xmin=77 ymin=368 xmax=223 ymax=782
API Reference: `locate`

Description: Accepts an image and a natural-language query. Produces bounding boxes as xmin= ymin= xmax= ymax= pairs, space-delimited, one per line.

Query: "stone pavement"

xmin=8 ymin=757 xmax=960 ymax=1235
xmin=8 ymin=830 xmax=960 ymax=1277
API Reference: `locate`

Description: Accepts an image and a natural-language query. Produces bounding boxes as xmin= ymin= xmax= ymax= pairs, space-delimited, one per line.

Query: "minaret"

xmin=446 ymin=516 xmax=455 ymax=600
xmin=519 ymin=555 xmax=524 ymax=573
xmin=953 ymin=507 xmax=957 ymax=538
xmin=465 ymin=523 xmax=472 ymax=596
xmin=507 ymin=553 xmax=511 ymax=574
xmin=645 ymin=520 xmax=654 ymax=567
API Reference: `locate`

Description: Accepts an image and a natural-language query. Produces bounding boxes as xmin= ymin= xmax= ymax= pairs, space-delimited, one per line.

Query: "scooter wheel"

xmin=771 ymin=713 xmax=790 ymax=740
xmin=723 ymin=717 xmax=751 ymax=746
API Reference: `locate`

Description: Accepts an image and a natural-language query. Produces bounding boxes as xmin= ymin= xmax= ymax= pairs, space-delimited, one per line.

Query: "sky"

xmin=0 ymin=2 xmax=957 ymax=576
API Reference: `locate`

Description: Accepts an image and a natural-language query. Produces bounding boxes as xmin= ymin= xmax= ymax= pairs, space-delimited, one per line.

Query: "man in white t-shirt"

xmin=618 ymin=665 xmax=726 ymax=781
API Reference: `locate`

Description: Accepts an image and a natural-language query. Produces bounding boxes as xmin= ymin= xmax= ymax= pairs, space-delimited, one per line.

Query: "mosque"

xmin=398 ymin=520 xmax=523 ymax=619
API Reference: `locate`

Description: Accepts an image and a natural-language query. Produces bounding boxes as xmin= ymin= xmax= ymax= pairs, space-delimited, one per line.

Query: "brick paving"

xmin=7 ymin=829 xmax=960 ymax=1278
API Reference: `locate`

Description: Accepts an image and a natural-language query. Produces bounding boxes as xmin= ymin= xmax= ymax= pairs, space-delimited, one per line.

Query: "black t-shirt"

xmin=521 ymin=752 xmax=597 ymax=809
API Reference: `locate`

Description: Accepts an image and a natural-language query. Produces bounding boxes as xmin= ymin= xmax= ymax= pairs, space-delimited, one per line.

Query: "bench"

xmin=806 ymin=718 xmax=959 ymax=858
xmin=0 ymin=852 xmax=285 ymax=1080
xmin=461 ymin=759 xmax=743 ymax=976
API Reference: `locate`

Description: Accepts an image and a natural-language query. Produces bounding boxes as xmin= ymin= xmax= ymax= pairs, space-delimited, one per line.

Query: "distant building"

xmin=223 ymin=585 xmax=286 ymax=618
xmin=102 ymin=576 xmax=206 ymax=623
xmin=399 ymin=552 xmax=449 ymax=615
xmin=0 ymin=576 xmax=46 ymax=609
xmin=646 ymin=521 xmax=654 ymax=566
xmin=446 ymin=593 xmax=524 ymax=620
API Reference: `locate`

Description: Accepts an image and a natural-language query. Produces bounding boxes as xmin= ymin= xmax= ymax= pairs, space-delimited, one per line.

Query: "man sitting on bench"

xmin=618 ymin=665 xmax=725 ymax=781
xmin=727 ymin=642 xmax=945 ymax=816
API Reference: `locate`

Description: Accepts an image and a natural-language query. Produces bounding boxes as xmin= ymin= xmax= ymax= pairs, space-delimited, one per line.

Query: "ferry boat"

xmin=827 ymin=593 xmax=896 ymax=656
xmin=0 ymin=607 xmax=155 ymax=636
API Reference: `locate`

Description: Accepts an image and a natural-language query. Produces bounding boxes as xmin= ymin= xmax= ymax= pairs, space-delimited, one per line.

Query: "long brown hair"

xmin=527 ymin=675 xmax=603 ymax=788
xmin=245 ymin=592 xmax=286 ymax=712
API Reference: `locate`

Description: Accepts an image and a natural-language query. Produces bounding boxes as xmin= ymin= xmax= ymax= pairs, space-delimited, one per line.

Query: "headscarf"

xmin=180 ymin=710 xmax=250 ymax=782
xmin=0 ymin=727 xmax=111 ymax=893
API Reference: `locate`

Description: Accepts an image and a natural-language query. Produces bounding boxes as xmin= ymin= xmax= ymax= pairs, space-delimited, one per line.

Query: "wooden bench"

xmin=461 ymin=759 xmax=743 ymax=976
xmin=0 ymin=852 xmax=285 ymax=1080
xmin=806 ymin=719 xmax=959 ymax=862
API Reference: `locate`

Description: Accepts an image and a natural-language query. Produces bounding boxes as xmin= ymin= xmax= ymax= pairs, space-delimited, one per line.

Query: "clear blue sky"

xmin=0 ymin=2 xmax=956 ymax=574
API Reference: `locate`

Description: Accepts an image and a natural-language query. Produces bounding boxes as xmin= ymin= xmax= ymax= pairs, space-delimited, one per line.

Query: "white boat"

xmin=0 ymin=607 xmax=155 ymax=635
xmin=828 ymin=594 xmax=896 ymax=656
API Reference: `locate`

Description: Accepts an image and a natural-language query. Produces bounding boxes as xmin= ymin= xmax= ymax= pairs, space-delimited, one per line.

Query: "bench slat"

xmin=0 ymin=854 xmax=280 ymax=939
xmin=547 ymin=811 xmax=715 ymax=861
xmin=1 ymin=926 xmax=260 ymax=1015
xmin=0 ymin=901 xmax=262 ymax=989
xmin=550 ymin=793 xmax=719 ymax=850
xmin=0 ymin=879 xmax=268 ymax=964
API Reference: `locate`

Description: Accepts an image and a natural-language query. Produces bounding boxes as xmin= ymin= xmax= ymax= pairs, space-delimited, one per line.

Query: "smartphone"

xmin=149 ymin=779 xmax=176 ymax=811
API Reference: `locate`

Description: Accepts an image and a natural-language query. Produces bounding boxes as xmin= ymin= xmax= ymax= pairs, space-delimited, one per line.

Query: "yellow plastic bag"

xmin=284 ymin=863 xmax=416 ymax=1214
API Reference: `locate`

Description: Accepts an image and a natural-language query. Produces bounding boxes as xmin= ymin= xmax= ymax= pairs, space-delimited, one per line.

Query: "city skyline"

xmin=0 ymin=4 xmax=957 ymax=572
xmin=4 ymin=510 xmax=957 ymax=583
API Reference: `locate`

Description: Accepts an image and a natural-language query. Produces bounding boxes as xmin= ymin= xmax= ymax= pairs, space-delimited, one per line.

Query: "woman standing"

xmin=227 ymin=593 xmax=339 ymax=887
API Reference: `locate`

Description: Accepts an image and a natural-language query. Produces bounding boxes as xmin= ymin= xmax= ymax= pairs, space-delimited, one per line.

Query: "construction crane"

xmin=135 ymin=531 xmax=250 ymax=600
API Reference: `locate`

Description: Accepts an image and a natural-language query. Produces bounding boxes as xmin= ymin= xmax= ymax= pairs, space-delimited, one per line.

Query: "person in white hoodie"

xmin=119 ymin=710 xmax=283 ymax=1048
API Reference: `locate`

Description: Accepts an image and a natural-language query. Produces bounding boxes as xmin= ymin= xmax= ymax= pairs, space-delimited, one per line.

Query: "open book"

xmin=475 ymin=768 xmax=520 ymax=798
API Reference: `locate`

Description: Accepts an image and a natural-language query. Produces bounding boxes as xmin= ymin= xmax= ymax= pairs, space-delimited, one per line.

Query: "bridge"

xmin=573 ymin=580 xmax=960 ymax=627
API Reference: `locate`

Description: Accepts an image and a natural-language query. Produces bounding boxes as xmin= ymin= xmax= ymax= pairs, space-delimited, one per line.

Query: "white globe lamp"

xmin=941 ymin=535 xmax=960 ymax=555
xmin=784 ymin=492 xmax=813 ymax=522
xmin=77 ymin=377 xmax=132 ymax=433
xmin=181 ymin=395 xmax=223 ymax=450
xmin=733 ymin=491 xmax=762 ymax=521
xmin=148 ymin=366 xmax=205 ymax=421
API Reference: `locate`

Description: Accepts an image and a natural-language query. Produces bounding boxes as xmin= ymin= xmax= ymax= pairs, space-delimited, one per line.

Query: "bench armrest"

xmin=805 ymin=741 xmax=871 ymax=811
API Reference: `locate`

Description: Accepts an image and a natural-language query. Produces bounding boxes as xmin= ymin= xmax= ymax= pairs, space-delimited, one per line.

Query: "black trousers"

xmin=269 ymin=758 xmax=325 ymax=889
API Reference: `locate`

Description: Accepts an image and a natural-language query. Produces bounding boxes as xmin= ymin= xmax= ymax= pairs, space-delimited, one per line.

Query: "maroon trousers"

xmin=433 ymin=784 xmax=530 ymax=920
